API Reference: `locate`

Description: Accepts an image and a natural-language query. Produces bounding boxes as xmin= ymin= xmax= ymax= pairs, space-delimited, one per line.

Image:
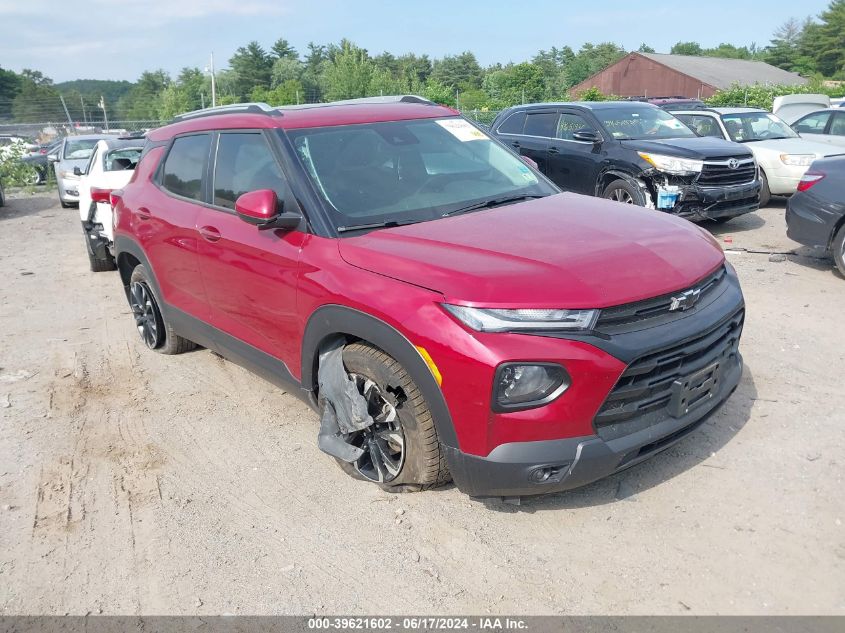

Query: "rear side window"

xmin=795 ymin=111 xmax=831 ymax=134
xmin=497 ymin=111 xmax=526 ymax=135
xmin=161 ymin=134 xmax=211 ymax=201
xmin=213 ymin=133 xmax=287 ymax=210
xmin=523 ymin=112 xmax=558 ymax=138
xmin=105 ymin=148 xmax=141 ymax=171
xmin=830 ymin=112 xmax=845 ymax=136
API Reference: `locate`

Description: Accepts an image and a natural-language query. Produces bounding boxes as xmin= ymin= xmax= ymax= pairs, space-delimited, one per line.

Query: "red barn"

xmin=570 ymin=52 xmax=807 ymax=99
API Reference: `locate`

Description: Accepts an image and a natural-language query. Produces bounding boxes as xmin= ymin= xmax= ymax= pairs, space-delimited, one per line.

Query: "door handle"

xmin=511 ymin=141 xmax=521 ymax=149
xmin=199 ymin=226 xmax=221 ymax=243
xmin=548 ymin=146 xmax=560 ymax=155
xmin=135 ymin=207 xmax=151 ymax=220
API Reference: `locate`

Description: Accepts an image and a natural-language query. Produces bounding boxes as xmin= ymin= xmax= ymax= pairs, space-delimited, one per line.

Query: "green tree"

xmin=229 ymin=41 xmax=273 ymax=99
xmin=321 ymin=40 xmax=374 ymax=100
xmin=397 ymin=54 xmax=432 ymax=86
xmin=765 ymin=17 xmax=805 ymax=71
xmin=430 ymin=52 xmax=483 ymax=91
xmin=11 ymin=73 xmax=63 ymax=122
xmin=0 ymin=66 xmax=22 ymax=121
xmin=801 ymin=0 xmax=845 ymax=77
xmin=271 ymin=57 xmax=302 ymax=87
xmin=670 ymin=42 xmax=704 ymax=56
xmin=483 ymin=62 xmax=546 ymax=108
xmin=703 ymin=43 xmax=753 ymax=59
xmin=564 ymin=43 xmax=626 ymax=87
xmin=271 ymin=38 xmax=298 ymax=61
xmin=251 ymin=80 xmax=305 ymax=105
xmin=637 ymin=44 xmax=656 ymax=53
xmin=117 ymin=70 xmax=170 ymax=120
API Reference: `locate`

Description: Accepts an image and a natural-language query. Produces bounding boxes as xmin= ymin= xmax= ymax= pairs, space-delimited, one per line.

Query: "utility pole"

xmin=456 ymin=89 xmax=460 ymax=111
xmin=59 ymin=95 xmax=74 ymax=127
xmin=98 ymin=96 xmax=109 ymax=132
xmin=80 ymin=95 xmax=87 ymax=124
xmin=201 ymin=93 xmax=205 ymax=109
xmin=210 ymin=52 xmax=217 ymax=107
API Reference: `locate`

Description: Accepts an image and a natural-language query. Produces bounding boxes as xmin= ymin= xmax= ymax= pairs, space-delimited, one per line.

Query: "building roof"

xmin=639 ymin=53 xmax=807 ymax=90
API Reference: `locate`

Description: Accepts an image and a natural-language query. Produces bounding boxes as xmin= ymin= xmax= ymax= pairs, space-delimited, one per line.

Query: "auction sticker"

xmin=436 ymin=118 xmax=486 ymax=141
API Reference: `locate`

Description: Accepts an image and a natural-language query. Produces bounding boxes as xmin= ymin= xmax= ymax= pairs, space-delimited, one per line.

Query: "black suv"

xmin=490 ymin=101 xmax=761 ymax=222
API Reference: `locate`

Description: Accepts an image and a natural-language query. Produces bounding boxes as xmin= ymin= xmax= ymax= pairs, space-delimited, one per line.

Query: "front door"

xmin=546 ymin=111 xmax=602 ymax=194
xmin=194 ymin=130 xmax=304 ymax=365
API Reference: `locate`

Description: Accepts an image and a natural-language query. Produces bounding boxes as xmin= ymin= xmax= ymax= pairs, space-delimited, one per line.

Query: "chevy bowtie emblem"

xmin=670 ymin=288 xmax=701 ymax=311
xmin=728 ymin=158 xmax=739 ymax=169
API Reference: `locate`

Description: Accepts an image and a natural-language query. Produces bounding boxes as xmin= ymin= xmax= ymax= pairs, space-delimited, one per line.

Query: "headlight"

xmin=442 ymin=305 xmax=599 ymax=332
xmin=780 ymin=154 xmax=815 ymax=167
xmin=638 ymin=152 xmax=703 ymax=175
xmin=494 ymin=363 xmax=571 ymax=411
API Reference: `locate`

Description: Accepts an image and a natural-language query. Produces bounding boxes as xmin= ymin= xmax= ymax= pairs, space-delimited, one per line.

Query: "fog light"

xmin=528 ymin=465 xmax=568 ymax=484
xmin=493 ymin=363 xmax=570 ymax=411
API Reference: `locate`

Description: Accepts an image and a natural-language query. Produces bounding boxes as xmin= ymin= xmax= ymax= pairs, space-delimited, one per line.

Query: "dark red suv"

xmin=113 ymin=96 xmax=745 ymax=499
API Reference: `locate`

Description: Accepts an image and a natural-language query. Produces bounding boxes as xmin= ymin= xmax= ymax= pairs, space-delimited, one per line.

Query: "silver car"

xmin=50 ymin=134 xmax=114 ymax=208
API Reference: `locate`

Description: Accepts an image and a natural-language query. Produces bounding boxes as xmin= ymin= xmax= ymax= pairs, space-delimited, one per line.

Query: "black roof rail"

xmin=171 ymin=102 xmax=281 ymax=123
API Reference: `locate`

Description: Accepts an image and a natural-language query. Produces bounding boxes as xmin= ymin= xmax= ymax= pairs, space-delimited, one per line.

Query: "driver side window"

xmin=213 ymin=133 xmax=287 ymax=210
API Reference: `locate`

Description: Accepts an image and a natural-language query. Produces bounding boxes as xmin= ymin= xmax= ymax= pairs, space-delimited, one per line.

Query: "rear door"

xmin=494 ymin=109 xmax=558 ymax=174
xmin=194 ymin=130 xmax=304 ymax=364
xmin=142 ymin=133 xmax=211 ymax=319
xmin=546 ymin=110 xmax=603 ymax=194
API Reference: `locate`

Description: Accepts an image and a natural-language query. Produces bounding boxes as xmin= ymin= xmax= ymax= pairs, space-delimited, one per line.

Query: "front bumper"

xmin=446 ymin=351 xmax=741 ymax=497
xmin=671 ymin=180 xmax=760 ymax=221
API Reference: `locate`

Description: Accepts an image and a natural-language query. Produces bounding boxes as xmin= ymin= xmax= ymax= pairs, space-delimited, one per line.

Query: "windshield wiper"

xmin=442 ymin=194 xmax=548 ymax=218
xmin=336 ymin=219 xmax=422 ymax=233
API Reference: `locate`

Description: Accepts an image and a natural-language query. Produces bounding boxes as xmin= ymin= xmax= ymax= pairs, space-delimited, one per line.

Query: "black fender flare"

xmin=114 ymin=235 xmax=162 ymax=300
xmin=301 ymin=305 xmax=459 ymax=448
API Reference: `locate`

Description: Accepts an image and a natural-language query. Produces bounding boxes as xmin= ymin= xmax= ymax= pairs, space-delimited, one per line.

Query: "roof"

xmin=64 ymin=133 xmax=121 ymax=141
xmin=503 ymin=100 xmax=658 ymax=112
xmin=671 ymin=107 xmax=767 ymax=115
xmin=96 ymin=138 xmax=145 ymax=151
xmin=639 ymin=53 xmax=807 ymax=90
xmin=147 ymin=100 xmax=458 ymax=142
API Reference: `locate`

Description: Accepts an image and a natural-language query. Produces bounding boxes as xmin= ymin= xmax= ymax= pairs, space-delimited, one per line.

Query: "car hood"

xmin=744 ymin=137 xmax=839 ymax=157
xmin=338 ymin=193 xmax=725 ymax=308
xmin=620 ymin=136 xmax=750 ymax=159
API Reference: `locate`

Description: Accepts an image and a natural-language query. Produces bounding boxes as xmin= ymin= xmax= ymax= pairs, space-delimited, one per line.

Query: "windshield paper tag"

xmin=436 ymin=119 xmax=486 ymax=141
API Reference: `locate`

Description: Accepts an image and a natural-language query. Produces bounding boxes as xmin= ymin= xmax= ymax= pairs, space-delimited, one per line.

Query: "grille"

xmin=697 ymin=158 xmax=757 ymax=187
xmin=595 ymin=265 xmax=726 ymax=333
xmin=594 ymin=308 xmax=744 ymax=441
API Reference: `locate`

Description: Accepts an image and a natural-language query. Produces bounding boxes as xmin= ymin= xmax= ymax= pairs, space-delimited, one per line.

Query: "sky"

xmin=0 ymin=0 xmax=834 ymax=83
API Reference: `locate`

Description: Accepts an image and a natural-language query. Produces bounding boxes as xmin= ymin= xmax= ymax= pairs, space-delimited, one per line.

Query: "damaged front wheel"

xmin=322 ymin=342 xmax=451 ymax=492
xmin=602 ymin=179 xmax=647 ymax=206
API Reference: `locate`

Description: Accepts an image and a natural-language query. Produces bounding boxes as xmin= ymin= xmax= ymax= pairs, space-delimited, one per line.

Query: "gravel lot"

xmin=0 ymin=191 xmax=843 ymax=615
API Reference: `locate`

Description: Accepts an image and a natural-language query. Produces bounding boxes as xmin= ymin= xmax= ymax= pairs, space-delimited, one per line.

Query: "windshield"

xmin=64 ymin=138 xmax=99 ymax=160
xmin=594 ymin=106 xmax=696 ymax=140
xmin=284 ymin=117 xmax=556 ymax=232
xmin=721 ymin=112 xmax=798 ymax=142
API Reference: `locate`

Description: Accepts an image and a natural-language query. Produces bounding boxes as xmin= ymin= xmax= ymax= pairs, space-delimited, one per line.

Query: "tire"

xmin=602 ymin=178 xmax=647 ymax=206
xmin=127 ymin=265 xmax=196 ymax=354
xmin=759 ymin=171 xmax=771 ymax=208
xmin=833 ymin=223 xmax=845 ymax=278
xmin=327 ymin=342 xmax=450 ymax=492
xmin=81 ymin=223 xmax=116 ymax=272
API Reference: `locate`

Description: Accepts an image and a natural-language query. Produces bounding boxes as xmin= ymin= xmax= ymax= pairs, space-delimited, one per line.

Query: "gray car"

xmin=50 ymin=134 xmax=115 ymax=208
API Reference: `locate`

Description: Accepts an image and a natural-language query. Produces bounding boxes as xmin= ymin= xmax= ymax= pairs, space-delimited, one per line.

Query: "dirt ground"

xmin=0 ymin=191 xmax=842 ymax=616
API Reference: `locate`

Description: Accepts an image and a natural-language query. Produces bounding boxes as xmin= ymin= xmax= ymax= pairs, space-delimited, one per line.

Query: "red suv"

xmin=113 ymin=97 xmax=745 ymax=499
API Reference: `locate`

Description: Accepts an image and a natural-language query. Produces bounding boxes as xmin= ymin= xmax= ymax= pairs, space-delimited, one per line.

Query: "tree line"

xmin=1 ymin=0 xmax=844 ymax=124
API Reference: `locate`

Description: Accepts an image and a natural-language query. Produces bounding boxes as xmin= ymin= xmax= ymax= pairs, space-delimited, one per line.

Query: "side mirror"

xmin=520 ymin=155 xmax=539 ymax=170
xmin=47 ymin=153 xmax=59 ymax=163
xmin=235 ymin=189 xmax=301 ymax=231
xmin=73 ymin=166 xmax=83 ymax=176
xmin=573 ymin=129 xmax=602 ymax=144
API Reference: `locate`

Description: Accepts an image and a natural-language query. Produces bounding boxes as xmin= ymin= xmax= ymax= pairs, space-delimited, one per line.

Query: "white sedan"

xmin=77 ymin=137 xmax=143 ymax=271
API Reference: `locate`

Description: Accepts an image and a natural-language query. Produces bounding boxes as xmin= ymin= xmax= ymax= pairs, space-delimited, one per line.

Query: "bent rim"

xmin=347 ymin=374 xmax=406 ymax=483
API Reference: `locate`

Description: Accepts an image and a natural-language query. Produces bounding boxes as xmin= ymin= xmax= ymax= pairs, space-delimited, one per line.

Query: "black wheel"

xmin=759 ymin=171 xmax=771 ymax=207
xmin=602 ymin=178 xmax=647 ymax=206
xmin=328 ymin=342 xmax=450 ymax=492
xmin=833 ymin=223 xmax=845 ymax=277
xmin=128 ymin=265 xmax=196 ymax=354
xmin=81 ymin=223 xmax=116 ymax=272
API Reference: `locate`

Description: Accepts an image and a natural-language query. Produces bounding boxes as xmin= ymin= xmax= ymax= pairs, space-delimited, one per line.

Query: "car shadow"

xmin=787 ymin=247 xmax=842 ymax=279
xmin=476 ymin=364 xmax=758 ymax=513
xmin=700 ymin=201 xmax=786 ymax=237
xmin=0 ymin=194 xmax=61 ymax=221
